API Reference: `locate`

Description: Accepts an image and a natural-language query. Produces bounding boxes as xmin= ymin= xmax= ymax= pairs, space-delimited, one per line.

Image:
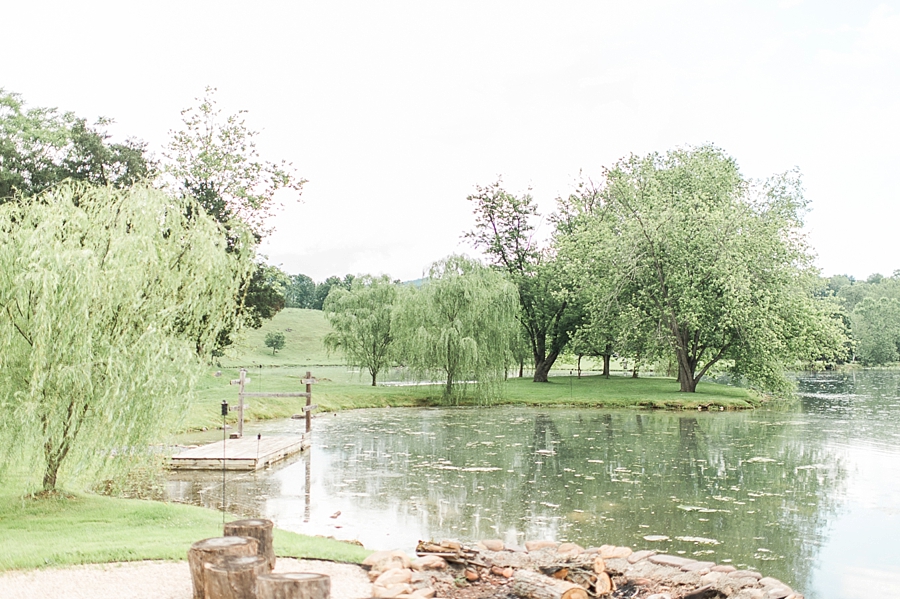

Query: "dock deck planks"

xmin=169 ymin=435 xmax=308 ymax=471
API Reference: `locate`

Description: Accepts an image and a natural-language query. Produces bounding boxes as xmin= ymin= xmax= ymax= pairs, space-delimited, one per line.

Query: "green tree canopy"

xmin=564 ymin=145 xmax=845 ymax=392
xmin=394 ymin=255 xmax=519 ymax=403
xmin=852 ymin=297 xmax=900 ymax=365
xmin=324 ymin=275 xmax=399 ymax=386
xmin=165 ymin=89 xmax=305 ymax=351
xmin=285 ymin=273 xmax=317 ymax=308
xmin=264 ymin=331 xmax=286 ymax=355
xmin=0 ymin=184 xmax=253 ymax=492
xmin=0 ymin=89 xmax=155 ymax=201
xmin=165 ymin=87 xmax=304 ymax=241
xmin=466 ymin=182 xmax=583 ymax=382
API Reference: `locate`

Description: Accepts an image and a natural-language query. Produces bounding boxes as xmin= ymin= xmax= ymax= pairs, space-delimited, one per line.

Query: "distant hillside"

xmin=219 ymin=308 xmax=339 ymax=367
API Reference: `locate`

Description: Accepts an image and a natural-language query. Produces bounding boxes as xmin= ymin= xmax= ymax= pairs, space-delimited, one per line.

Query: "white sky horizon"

xmin=3 ymin=1 xmax=899 ymax=283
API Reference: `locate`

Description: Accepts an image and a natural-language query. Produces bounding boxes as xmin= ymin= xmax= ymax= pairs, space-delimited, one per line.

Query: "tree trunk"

xmin=519 ymin=359 xmax=524 ymax=378
xmin=512 ymin=569 xmax=588 ymax=599
xmin=576 ymin=355 xmax=582 ymax=378
xmin=224 ymin=519 xmax=275 ymax=571
xmin=533 ymin=359 xmax=551 ymax=382
xmin=371 ymin=372 xmax=377 ymax=387
xmin=257 ymin=572 xmax=331 ymax=599
xmin=188 ymin=536 xmax=259 ymax=599
xmin=632 ymin=368 xmax=638 ymax=379
xmin=446 ymin=371 xmax=453 ymax=397
xmin=677 ymin=353 xmax=697 ymax=392
xmin=204 ymin=555 xmax=267 ymax=599
xmin=601 ymin=354 xmax=611 ymax=378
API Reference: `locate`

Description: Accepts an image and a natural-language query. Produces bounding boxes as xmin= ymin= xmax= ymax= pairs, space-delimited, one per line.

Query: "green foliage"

xmin=165 ymin=87 xmax=304 ymax=240
xmin=563 ymin=145 xmax=846 ymax=392
xmin=264 ymin=331 xmax=286 ymax=355
xmin=466 ymin=181 xmax=583 ymax=382
xmin=313 ymin=274 xmax=355 ymax=310
xmin=0 ymin=184 xmax=253 ymax=492
xmin=394 ymin=255 xmax=519 ymax=403
xmin=323 ymin=275 xmax=399 ymax=385
xmin=285 ymin=273 xmax=317 ymax=308
xmin=0 ymin=89 xmax=155 ymax=200
xmin=853 ymin=297 xmax=900 ymax=365
xmin=165 ymin=89 xmax=302 ymax=352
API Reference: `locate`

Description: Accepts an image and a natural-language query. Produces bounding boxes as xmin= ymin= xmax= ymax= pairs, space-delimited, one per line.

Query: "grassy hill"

xmin=219 ymin=308 xmax=339 ymax=367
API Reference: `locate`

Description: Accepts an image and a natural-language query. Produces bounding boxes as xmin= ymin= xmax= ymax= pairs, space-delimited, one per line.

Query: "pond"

xmin=167 ymin=370 xmax=900 ymax=599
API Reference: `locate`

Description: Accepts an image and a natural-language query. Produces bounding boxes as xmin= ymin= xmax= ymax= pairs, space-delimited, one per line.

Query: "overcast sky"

xmin=3 ymin=1 xmax=899 ymax=282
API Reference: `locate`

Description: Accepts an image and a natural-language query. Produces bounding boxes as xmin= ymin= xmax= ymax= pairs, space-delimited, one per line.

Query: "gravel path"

xmin=0 ymin=558 xmax=372 ymax=599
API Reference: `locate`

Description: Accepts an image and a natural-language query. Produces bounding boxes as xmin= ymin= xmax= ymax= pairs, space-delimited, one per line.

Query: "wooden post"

xmin=188 ymin=536 xmax=259 ymax=599
xmin=204 ymin=555 xmax=267 ymax=599
xmin=257 ymin=572 xmax=330 ymax=599
xmin=305 ymin=371 xmax=312 ymax=434
xmin=228 ymin=369 xmax=251 ymax=439
xmin=239 ymin=368 xmax=246 ymax=438
xmin=224 ymin=518 xmax=275 ymax=571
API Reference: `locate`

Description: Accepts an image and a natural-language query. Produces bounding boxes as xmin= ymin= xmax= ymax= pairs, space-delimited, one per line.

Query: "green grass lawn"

xmin=0 ymin=487 xmax=370 ymax=571
xmin=218 ymin=309 xmax=338 ymax=367
xmin=182 ymin=366 xmax=758 ymax=433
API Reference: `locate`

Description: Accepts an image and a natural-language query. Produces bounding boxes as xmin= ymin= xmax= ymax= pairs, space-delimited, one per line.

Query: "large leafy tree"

xmin=394 ymin=255 xmax=519 ymax=402
xmin=166 ymin=88 xmax=305 ymax=350
xmin=568 ymin=145 xmax=845 ymax=392
xmin=0 ymin=89 xmax=154 ymax=201
xmin=324 ymin=275 xmax=399 ymax=386
xmin=466 ymin=182 xmax=583 ymax=382
xmin=0 ymin=184 xmax=253 ymax=492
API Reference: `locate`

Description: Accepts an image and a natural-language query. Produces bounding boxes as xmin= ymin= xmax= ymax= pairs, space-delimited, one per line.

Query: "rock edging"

xmin=363 ymin=539 xmax=802 ymax=599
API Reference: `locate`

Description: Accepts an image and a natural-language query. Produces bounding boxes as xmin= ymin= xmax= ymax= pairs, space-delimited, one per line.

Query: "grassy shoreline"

xmin=186 ymin=366 xmax=760 ymax=433
xmin=0 ymin=489 xmax=370 ymax=572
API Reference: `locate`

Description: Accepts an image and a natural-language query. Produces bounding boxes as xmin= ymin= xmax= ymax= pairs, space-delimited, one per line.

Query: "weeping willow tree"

xmin=323 ymin=275 xmax=399 ymax=386
xmin=0 ymin=183 xmax=254 ymax=492
xmin=395 ymin=255 xmax=518 ymax=404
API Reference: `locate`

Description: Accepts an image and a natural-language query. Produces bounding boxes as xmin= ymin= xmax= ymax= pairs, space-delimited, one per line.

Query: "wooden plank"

xmin=302 ymin=404 xmax=318 ymax=412
xmin=301 ymin=378 xmax=317 ymax=385
xmin=169 ymin=435 xmax=306 ymax=471
xmin=229 ymin=404 xmax=249 ymax=411
xmin=240 ymin=392 xmax=310 ymax=398
xmin=230 ymin=378 xmax=250 ymax=385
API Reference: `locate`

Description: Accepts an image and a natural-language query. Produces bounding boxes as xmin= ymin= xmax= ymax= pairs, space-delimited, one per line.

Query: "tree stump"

xmin=512 ymin=569 xmax=589 ymax=599
xmin=225 ymin=518 xmax=276 ymax=570
xmin=257 ymin=572 xmax=331 ymax=599
xmin=204 ymin=555 xmax=268 ymax=599
xmin=188 ymin=536 xmax=259 ymax=599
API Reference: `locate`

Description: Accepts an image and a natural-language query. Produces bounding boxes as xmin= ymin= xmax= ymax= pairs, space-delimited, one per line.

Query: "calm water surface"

xmin=168 ymin=371 xmax=900 ymax=599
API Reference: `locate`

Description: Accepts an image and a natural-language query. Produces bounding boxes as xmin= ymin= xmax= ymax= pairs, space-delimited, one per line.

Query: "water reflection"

xmin=168 ymin=371 xmax=900 ymax=599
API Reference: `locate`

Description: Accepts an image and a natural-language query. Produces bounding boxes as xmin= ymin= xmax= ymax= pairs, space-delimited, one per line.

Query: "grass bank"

xmin=0 ymin=487 xmax=370 ymax=571
xmin=184 ymin=366 xmax=759 ymax=432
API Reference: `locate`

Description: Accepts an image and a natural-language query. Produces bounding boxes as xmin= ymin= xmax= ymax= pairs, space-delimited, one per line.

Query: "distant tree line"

xmin=822 ymin=273 xmax=900 ymax=365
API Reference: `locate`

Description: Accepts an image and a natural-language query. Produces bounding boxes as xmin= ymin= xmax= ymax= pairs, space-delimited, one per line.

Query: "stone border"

xmin=364 ymin=540 xmax=802 ymax=599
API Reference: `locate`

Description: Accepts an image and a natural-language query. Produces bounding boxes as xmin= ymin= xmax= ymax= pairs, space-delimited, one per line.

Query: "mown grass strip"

xmin=0 ymin=490 xmax=370 ymax=571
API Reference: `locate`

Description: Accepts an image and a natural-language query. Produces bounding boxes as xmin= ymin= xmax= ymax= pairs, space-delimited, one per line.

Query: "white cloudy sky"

xmin=3 ymin=1 xmax=899 ymax=281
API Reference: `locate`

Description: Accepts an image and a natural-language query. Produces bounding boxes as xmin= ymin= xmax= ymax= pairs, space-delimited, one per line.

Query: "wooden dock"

xmin=169 ymin=435 xmax=308 ymax=471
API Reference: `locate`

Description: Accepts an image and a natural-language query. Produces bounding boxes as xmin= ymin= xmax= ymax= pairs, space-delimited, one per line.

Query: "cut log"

xmin=594 ymin=572 xmax=613 ymax=596
xmin=256 ymin=573 xmax=331 ymax=599
xmin=224 ymin=518 xmax=276 ymax=570
xmin=204 ymin=555 xmax=268 ymax=599
xmin=188 ymin=536 xmax=259 ymax=599
xmin=512 ymin=569 xmax=589 ymax=599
